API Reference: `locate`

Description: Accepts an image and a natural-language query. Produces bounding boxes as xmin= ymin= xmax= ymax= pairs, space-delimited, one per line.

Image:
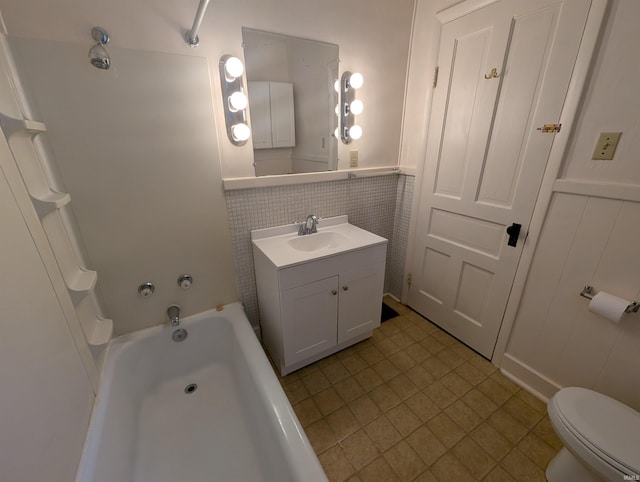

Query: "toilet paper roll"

xmin=588 ymin=291 xmax=630 ymax=323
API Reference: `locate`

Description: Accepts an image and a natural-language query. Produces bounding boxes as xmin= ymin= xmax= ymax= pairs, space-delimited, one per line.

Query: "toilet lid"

xmin=554 ymin=387 xmax=640 ymax=474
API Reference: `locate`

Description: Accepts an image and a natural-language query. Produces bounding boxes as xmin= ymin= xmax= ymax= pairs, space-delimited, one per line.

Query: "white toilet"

xmin=547 ymin=387 xmax=640 ymax=481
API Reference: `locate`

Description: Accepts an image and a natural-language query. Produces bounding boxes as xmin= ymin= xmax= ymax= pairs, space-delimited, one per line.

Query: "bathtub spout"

xmin=167 ymin=305 xmax=180 ymax=327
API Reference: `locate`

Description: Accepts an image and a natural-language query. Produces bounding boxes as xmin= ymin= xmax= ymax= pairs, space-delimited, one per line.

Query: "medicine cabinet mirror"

xmin=242 ymin=28 xmax=339 ymax=176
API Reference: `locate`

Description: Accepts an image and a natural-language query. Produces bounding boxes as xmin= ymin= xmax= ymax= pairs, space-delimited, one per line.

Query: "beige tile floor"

xmin=276 ymin=297 xmax=563 ymax=482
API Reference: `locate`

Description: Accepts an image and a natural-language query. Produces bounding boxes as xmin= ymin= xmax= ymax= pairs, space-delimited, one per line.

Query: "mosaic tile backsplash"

xmin=224 ymin=173 xmax=415 ymax=327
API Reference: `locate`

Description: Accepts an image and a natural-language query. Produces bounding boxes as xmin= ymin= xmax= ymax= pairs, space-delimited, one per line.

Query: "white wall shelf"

xmin=77 ymin=295 xmax=113 ymax=353
xmin=0 ymin=108 xmax=110 ymax=353
xmin=42 ymin=209 xmax=97 ymax=304
xmin=0 ymin=113 xmax=71 ymax=217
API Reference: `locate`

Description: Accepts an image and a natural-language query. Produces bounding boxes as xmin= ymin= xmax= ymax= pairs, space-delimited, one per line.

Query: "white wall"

xmin=9 ymin=39 xmax=237 ymax=335
xmin=559 ymin=0 xmax=640 ymax=185
xmin=0 ymin=163 xmax=95 ymax=482
xmin=501 ymin=0 xmax=640 ymax=410
xmin=0 ymin=38 xmax=97 ymax=482
xmin=0 ymin=41 xmax=95 ymax=480
xmin=0 ymin=0 xmax=415 ymax=179
xmin=0 ymin=0 xmax=415 ymax=334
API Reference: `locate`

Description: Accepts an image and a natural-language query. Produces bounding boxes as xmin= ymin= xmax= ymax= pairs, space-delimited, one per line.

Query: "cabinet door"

xmin=338 ymin=266 xmax=384 ymax=344
xmin=247 ymin=81 xmax=272 ymax=149
xmin=282 ymin=276 xmax=338 ymax=366
xmin=269 ymin=82 xmax=295 ymax=148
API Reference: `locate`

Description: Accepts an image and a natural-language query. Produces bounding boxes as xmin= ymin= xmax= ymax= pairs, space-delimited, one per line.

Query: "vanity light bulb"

xmin=334 ymin=127 xmax=339 ymax=139
xmin=349 ymin=125 xmax=363 ymax=140
xmin=350 ymin=99 xmax=363 ymax=115
xmin=231 ymin=122 xmax=251 ymax=142
xmin=228 ymin=91 xmax=248 ymax=112
xmin=224 ymin=56 xmax=244 ymax=79
xmin=349 ymin=72 xmax=364 ymax=90
xmin=335 ymin=104 xmax=340 ymax=117
xmin=334 ymin=79 xmax=341 ymax=93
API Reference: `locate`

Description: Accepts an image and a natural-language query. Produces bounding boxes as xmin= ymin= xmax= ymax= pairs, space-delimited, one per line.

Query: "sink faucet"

xmin=167 ymin=305 xmax=180 ymax=327
xmin=299 ymin=214 xmax=319 ymax=235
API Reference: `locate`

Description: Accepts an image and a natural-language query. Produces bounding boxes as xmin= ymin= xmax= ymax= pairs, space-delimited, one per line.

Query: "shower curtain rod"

xmin=185 ymin=0 xmax=211 ymax=47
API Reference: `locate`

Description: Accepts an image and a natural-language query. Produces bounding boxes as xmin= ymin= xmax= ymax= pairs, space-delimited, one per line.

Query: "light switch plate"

xmin=350 ymin=149 xmax=358 ymax=168
xmin=592 ymin=132 xmax=622 ymax=160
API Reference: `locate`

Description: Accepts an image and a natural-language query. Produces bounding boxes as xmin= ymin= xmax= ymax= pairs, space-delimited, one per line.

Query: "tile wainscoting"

xmin=224 ymin=173 xmax=414 ymax=327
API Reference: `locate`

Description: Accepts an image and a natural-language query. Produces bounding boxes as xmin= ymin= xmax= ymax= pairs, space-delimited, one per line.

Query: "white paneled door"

xmin=408 ymin=0 xmax=592 ymax=358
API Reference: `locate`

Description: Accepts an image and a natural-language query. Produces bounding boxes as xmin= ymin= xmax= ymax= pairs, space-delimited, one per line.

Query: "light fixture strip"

xmin=339 ymin=71 xmax=362 ymax=144
xmin=219 ymin=55 xmax=250 ymax=146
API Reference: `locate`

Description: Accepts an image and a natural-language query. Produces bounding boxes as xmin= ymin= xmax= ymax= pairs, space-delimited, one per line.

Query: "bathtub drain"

xmin=172 ymin=328 xmax=188 ymax=342
xmin=184 ymin=383 xmax=198 ymax=394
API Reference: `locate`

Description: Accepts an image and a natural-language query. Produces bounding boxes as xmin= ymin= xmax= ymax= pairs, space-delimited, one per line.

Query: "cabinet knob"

xmin=331 ymin=290 xmax=337 ymax=295
xmin=342 ymin=286 xmax=349 ymax=291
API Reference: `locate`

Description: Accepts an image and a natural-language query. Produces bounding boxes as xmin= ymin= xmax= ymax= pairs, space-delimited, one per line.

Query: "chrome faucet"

xmin=298 ymin=214 xmax=319 ymax=235
xmin=167 ymin=304 xmax=180 ymax=327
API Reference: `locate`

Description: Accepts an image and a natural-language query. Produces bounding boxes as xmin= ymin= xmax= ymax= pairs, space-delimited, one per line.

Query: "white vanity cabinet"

xmin=252 ymin=217 xmax=387 ymax=375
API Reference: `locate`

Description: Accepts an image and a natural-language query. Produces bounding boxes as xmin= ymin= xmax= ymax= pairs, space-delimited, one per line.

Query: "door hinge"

xmin=536 ymin=123 xmax=562 ymax=133
xmin=433 ymin=66 xmax=439 ymax=88
xmin=407 ymin=273 xmax=412 ymax=287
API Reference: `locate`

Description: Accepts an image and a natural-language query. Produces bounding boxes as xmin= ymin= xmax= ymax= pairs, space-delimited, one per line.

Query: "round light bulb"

xmin=334 ymin=127 xmax=340 ymax=139
xmin=349 ymin=125 xmax=362 ymax=140
xmin=228 ymin=91 xmax=248 ymax=112
xmin=349 ymin=72 xmax=363 ymax=89
xmin=350 ymin=99 xmax=363 ymax=115
xmin=231 ymin=122 xmax=251 ymax=142
xmin=335 ymin=104 xmax=341 ymax=117
xmin=224 ymin=56 xmax=244 ymax=79
xmin=334 ymin=79 xmax=341 ymax=93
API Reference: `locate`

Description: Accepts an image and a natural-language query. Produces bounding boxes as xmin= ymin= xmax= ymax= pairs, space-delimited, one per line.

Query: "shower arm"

xmin=185 ymin=0 xmax=211 ymax=47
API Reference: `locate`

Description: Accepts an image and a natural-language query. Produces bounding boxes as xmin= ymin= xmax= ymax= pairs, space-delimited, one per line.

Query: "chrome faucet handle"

xmin=167 ymin=304 xmax=180 ymax=327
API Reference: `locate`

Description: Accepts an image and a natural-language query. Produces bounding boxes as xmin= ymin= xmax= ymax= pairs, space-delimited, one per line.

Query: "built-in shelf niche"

xmin=1 ymin=112 xmax=112 ymax=351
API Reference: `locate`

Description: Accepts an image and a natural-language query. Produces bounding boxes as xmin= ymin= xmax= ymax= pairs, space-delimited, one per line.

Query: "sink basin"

xmin=251 ymin=215 xmax=387 ymax=268
xmin=287 ymin=231 xmax=348 ymax=252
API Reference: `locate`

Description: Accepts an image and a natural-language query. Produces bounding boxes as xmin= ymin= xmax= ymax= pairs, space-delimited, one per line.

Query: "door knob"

xmin=331 ymin=290 xmax=337 ymax=295
xmin=342 ymin=286 xmax=349 ymax=291
xmin=506 ymin=223 xmax=522 ymax=247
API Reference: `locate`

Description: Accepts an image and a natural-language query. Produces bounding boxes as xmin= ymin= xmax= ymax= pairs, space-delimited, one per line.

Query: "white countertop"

xmin=251 ymin=215 xmax=388 ymax=268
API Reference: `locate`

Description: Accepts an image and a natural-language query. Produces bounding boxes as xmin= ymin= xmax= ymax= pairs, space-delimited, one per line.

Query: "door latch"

xmin=506 ymin=223 xmax=522 ymax=247
xmin=536 ymin=123 xmax=562 ymax=133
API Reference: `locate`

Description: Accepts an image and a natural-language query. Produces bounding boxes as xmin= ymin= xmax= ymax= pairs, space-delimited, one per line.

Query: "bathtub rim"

xmin=75 ymin=302 xmax=327 ymax=482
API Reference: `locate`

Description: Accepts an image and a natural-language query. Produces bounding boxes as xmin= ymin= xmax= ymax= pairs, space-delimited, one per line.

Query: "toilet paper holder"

xmin=580 ymin=286 xmax=639 ymax=313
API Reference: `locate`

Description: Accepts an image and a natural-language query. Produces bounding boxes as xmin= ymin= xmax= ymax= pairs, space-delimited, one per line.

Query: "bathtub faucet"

xmin=167 ymin=305 xmax=180 ymax=327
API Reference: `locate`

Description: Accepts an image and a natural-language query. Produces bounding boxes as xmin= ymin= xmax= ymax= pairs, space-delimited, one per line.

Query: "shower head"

xmin=89 ymin=27 xmax=111 ymax=70
xmin=89 ymin=43 xmax=110 ymax=70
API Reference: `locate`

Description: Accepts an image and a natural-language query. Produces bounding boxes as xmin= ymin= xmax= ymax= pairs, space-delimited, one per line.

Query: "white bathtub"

xmin=76 ymin=302 xmax=327 ymax=482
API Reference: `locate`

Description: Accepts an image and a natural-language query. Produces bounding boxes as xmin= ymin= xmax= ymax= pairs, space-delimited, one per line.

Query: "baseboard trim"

xmin=383 ymin=292 xmax=401 ymax=302
xmin=500 ymin=353 xmax=563 ymax=403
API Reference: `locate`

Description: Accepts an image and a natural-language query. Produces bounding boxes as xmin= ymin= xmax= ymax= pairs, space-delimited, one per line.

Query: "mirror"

xmin=242 ymin=28 xmax=339 ymax=176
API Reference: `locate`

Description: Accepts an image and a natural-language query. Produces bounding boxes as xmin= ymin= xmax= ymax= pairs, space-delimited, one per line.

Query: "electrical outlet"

xmin=350 ymin=149 xmax=358 ymax=168
xmin=592 ymin=132 xmax=622 ymax=160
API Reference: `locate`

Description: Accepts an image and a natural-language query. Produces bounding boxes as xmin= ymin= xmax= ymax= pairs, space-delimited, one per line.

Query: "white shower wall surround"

xmin=224 ymin=174 xmax=414 ymax=326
